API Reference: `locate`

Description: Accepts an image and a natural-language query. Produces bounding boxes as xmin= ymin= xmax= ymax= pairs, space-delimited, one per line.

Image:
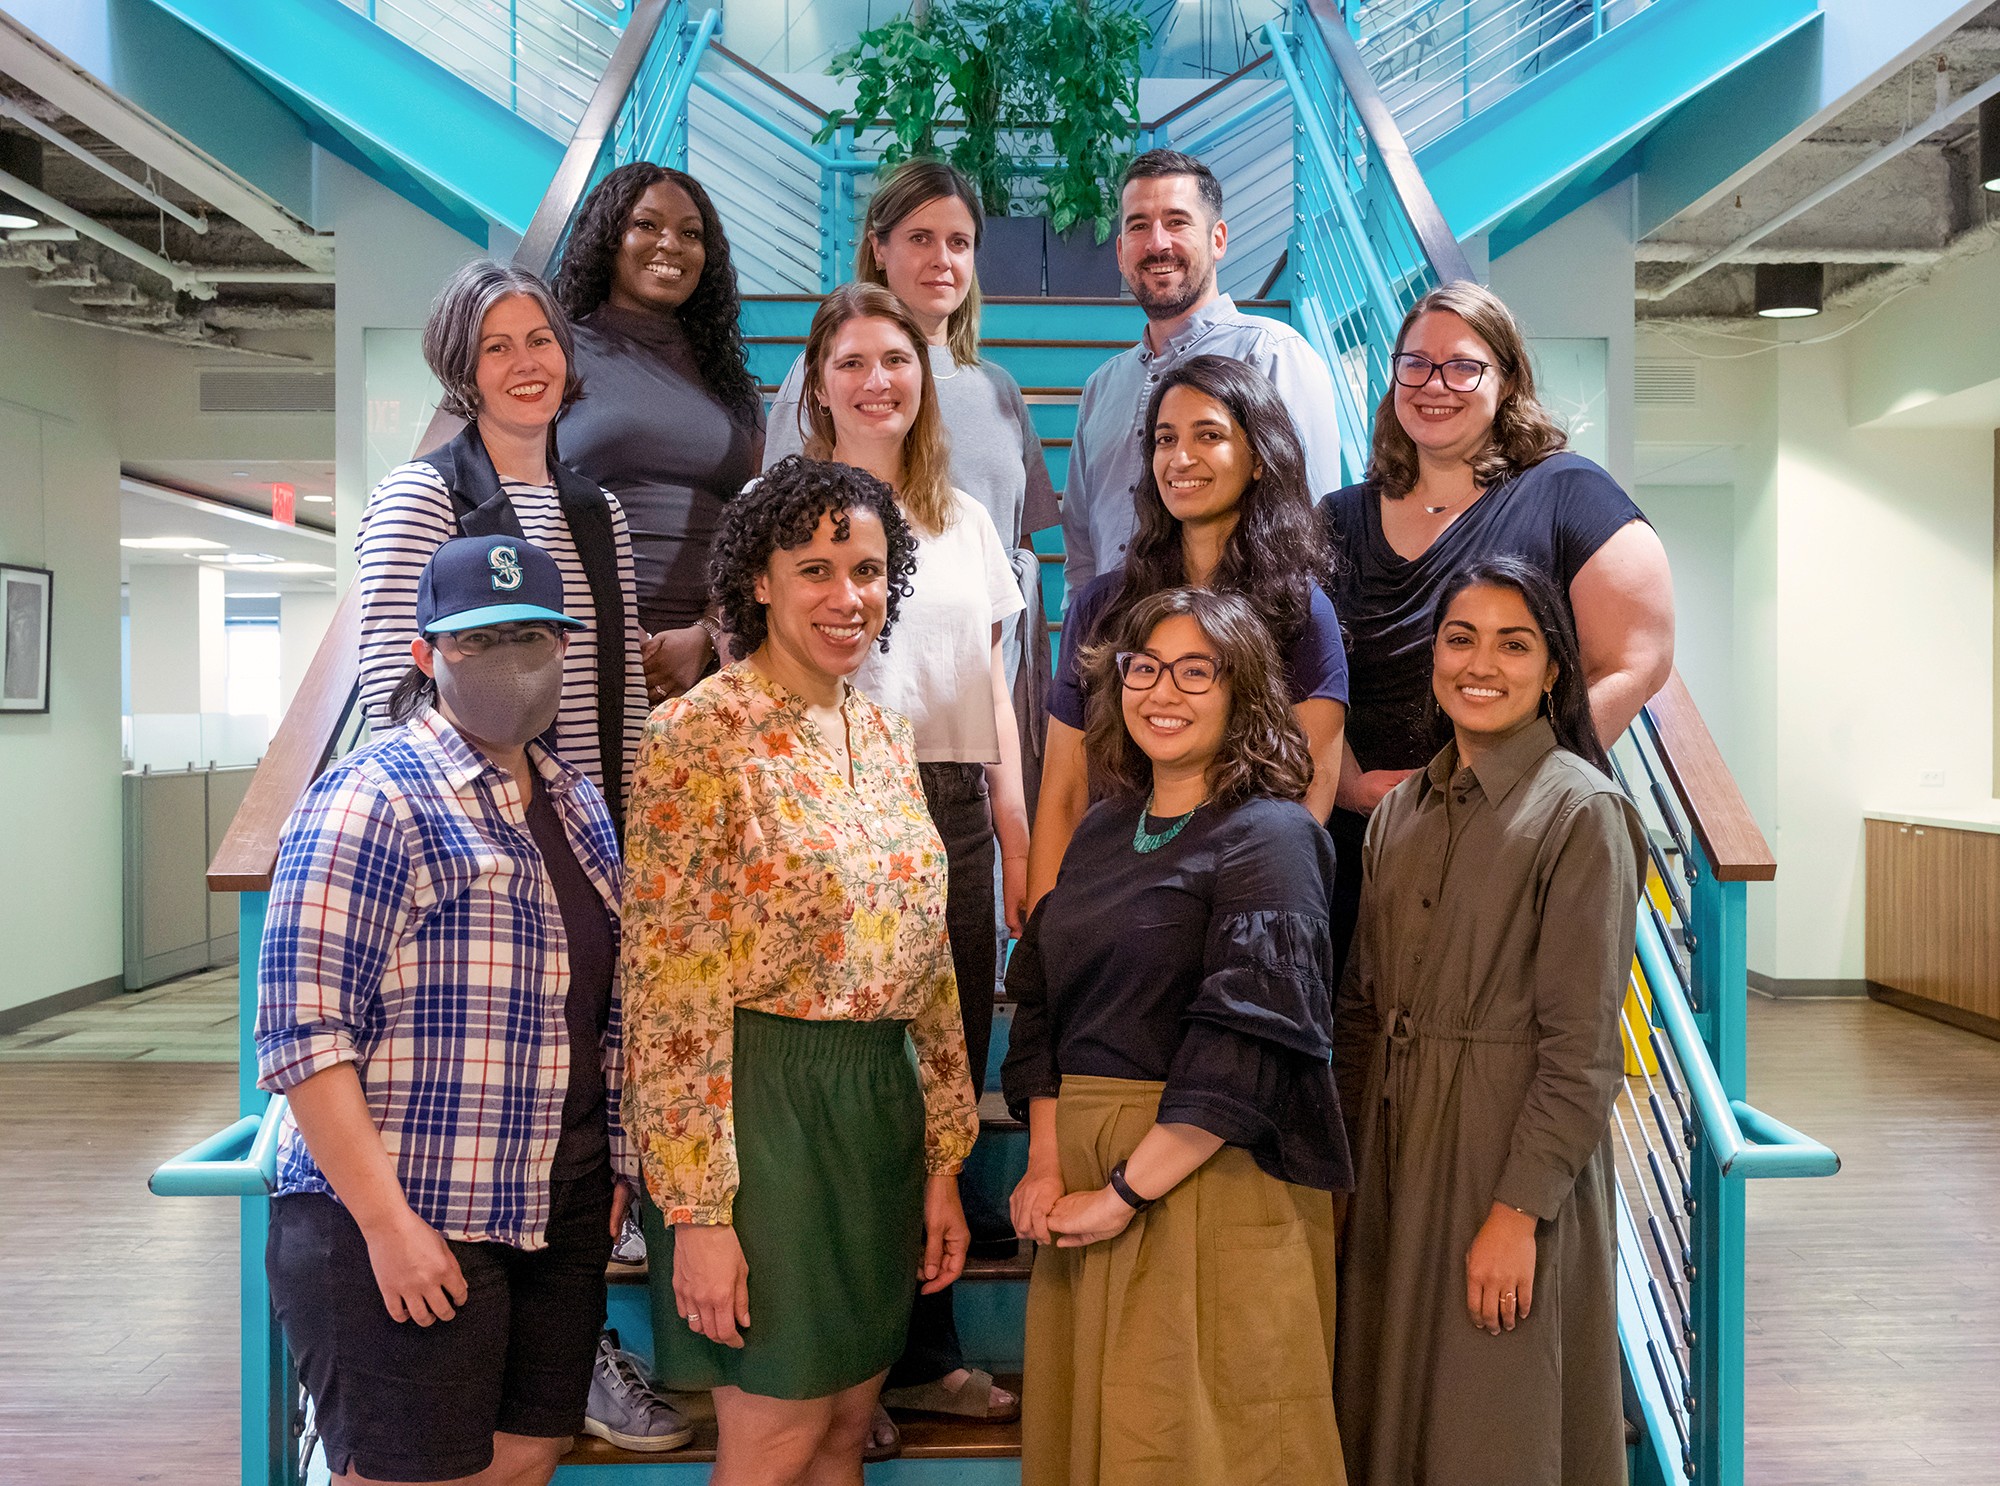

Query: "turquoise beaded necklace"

xmin=1132 ymin=793 xmax=1202 ymax=854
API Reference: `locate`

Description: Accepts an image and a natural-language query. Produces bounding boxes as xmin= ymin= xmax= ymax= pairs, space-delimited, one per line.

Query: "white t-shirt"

xmin=856 ymin=488 xmax=1026 ymax=763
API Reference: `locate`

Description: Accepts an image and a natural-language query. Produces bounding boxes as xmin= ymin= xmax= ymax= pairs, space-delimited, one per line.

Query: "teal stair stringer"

xmin=133 ymin=0 xmax=565 ymax=242
xmin=1415 ymin=0 xmax=1824 ymax=258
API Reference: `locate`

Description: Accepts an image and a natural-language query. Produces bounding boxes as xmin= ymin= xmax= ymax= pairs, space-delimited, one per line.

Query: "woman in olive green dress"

xmin=1334 ymin=554 xmax=1646 ymax=1486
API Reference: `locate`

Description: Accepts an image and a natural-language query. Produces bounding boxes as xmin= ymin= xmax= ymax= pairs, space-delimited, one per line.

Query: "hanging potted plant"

xmin=1030 ymin=0 xmax=1151 ymax=296
xmin=824 ymin=0 xmax=1049 ymax=295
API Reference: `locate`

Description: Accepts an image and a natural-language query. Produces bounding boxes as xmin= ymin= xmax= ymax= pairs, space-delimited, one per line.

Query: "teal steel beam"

xmin=1414 ymin=0 xmax=1821 ymax=245
xmin=134 ymin=0 xmax=564 ymax=235
xmin=1632 ymin=19 xmax=1824 ymax=240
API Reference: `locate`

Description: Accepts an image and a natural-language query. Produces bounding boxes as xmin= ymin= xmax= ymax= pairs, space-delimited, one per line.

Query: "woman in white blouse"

xmin=797 ymin=281 xmax=1028 ymax=1440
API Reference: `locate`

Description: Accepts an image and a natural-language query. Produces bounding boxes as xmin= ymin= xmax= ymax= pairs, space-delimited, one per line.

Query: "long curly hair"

xmin=858 ymin=159 xmax=985 ymax=367
xmin=1369 ymin=281 xmax=1568 ymax=500
xmin=550 ymin=163 xmax=760 ymax=421
xmin=798 ymin=283 xmax=956 ymax=536
xmin=1080 ymin=588 xmax=1311 ymax=809
xmin=1427 ymin=554 xmax=1608 ymax=774
xmin=706 ymin=455 xmax=918 ymax=659
xmin=1094 ymin=355 xmax=1333 ymax=657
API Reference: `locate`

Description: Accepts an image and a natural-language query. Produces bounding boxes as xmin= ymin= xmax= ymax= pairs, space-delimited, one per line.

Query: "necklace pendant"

xmin=1132 ymin=793 xmax=1200 ymax=854
xmin=1423 ymin=503 xmax=1449 ymax=515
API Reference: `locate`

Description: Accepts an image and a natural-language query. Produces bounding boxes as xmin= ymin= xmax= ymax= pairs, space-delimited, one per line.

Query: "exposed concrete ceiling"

xmin=0 ymin=59 xmax=334 ymax=355
xmin=1639 ymin=5 xmax=2000 ymax=323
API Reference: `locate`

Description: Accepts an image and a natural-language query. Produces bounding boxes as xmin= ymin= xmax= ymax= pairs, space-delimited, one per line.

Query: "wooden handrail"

xmin=1143 ymin=53 xmax=1277 ymax=134
xmin=205 ymin=0 xmax=681 ymax=893
xmin=1642 ymin=669 xmax=1777 ymax=884
xmin=707 ymin=41 xmax=835 ymax=124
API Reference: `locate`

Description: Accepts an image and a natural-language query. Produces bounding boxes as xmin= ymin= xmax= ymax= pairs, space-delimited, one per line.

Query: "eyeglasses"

xmin=1115 ymin=651 xmax=1221 ymax=694
xmin=1391 ymin=352 xmax=1492 ymax=393
xmin=435 ymin=624 xmax=561 ymax=657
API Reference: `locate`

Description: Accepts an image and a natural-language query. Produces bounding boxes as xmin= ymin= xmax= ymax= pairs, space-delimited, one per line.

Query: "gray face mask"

xmin=433 ymin=644 xmax=562 ymax=749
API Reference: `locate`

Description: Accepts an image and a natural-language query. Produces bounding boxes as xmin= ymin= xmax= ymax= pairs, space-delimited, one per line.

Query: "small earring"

xmin=1541 ymin=687 xmax=1553 ymax=716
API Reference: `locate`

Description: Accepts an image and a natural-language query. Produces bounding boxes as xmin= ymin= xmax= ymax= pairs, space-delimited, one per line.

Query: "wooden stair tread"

xmin=561 ymin=1375 xmax=1025 ymax=1464
xmin=979 ymin=1088 xmax=1025 ymax=1134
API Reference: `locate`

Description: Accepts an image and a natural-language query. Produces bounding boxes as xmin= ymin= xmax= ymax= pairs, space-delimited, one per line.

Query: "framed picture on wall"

xmin=0 ymin=562 xmax=52 ymax=714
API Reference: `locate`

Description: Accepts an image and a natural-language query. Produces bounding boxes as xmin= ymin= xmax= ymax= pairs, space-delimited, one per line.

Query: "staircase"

xmin=132 ymin=2 xmax=1845 ymax=1484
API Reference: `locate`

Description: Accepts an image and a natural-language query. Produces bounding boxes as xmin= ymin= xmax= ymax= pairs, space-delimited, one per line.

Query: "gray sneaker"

xmin=584 ymin=1330 xmax=694 ymax=1452
xmin=609 ymin=1208 xmax=647 ymax=1269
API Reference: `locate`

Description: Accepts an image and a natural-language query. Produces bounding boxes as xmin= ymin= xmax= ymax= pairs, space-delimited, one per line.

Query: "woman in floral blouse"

xmin=621 ymin=454 xmax=980 ymax=1484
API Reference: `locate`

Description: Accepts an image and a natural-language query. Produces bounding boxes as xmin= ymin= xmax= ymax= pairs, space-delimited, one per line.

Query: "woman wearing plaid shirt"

xmin=255 ymin=536 xmax=677 ymax=1485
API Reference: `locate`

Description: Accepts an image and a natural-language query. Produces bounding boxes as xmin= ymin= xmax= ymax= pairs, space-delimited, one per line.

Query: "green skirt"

xmin=643 ymin=1007 xmax=926 ymax=1400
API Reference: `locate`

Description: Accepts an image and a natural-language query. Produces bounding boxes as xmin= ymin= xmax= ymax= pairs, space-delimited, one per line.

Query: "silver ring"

xmin=686 ymin=1312 xmax=701 ymax=1325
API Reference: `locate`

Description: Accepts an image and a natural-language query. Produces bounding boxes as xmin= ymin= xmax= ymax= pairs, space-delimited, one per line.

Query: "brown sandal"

xmin=880 ymin=1368 xmax=1021 ymax=1422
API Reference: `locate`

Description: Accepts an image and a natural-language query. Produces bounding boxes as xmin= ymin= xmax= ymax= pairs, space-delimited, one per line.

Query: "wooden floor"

xmin=3 ymin=983 xmax=1998 ymax=1483
xmin=1743 ymin=996 xmax=2000 ymax=1484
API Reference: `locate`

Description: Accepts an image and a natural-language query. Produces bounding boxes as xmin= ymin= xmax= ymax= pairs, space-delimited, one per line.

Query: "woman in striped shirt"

xmin=355 ymin=260 xmax=649 ymax=825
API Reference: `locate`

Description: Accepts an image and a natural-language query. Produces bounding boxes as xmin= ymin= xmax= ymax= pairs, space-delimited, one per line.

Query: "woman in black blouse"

xmin=1319 ymin=280 xmax=1673 ymax=970
xmin=1001 ymin=587 xmax=1350 ymax=1486
xmin=552 ymin=164 xmax=765 ymax=704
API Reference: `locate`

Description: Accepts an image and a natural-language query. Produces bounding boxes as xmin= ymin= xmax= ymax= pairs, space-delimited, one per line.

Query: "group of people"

xmin=251 ymin=145 xmax=1675 ymax=1486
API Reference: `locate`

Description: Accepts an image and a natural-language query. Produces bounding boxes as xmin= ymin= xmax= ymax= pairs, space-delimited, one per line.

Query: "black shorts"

xmin=267 ymin=1164 xmax=613 ymax=1483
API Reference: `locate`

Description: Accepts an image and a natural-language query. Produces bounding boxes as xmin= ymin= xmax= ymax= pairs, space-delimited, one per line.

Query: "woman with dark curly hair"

xmin=553 ymin=163 xmax=765 ymax=705
xmin=1026 ymin=353 xmax=1350 ymax=909
xmin=1002 ymin=586 xmax=1352 ymax=1486
xmin=1318 ymin=280 xmax=1672 ymax=974
xmin=620 ymin=455 xmax=980 ymax=1486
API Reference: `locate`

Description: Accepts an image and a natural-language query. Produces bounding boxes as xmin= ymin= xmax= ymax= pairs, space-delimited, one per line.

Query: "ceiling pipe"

xmin=187 ymin=269 xmax=336 ymax=285
xmin=1638 ymin=68 xmax=2000 ymax=302
xmin=0 ymin=165 xmax=216 ymax=298
xmin=0 ymin=99 xmax=210 ymax=234
xmin=1636 ymin=244 xmax=1941 ymax=264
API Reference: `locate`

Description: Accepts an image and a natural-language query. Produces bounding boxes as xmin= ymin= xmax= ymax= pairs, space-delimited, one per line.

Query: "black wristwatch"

xmin=1107 ymin=1160 xmax=1156 ymax=1212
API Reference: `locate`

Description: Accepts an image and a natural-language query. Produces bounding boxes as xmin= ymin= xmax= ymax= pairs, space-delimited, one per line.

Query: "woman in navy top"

xmin=1027 ymin=354 xmax=1349 ymax=908
xmin=1318 ymin=281 xmax=1673 ymax=970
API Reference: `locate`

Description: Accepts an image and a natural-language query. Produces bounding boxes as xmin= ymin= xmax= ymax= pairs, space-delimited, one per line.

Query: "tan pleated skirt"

xmin=1021 ymin=1075 xmax=1348 ymax=1486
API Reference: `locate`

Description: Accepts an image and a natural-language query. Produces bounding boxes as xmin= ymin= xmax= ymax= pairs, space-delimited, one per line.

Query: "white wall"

xmin=1489 ymin=181 xmax=1638 ymax=490
xmin=0 ymin=272 xmax=126 ymax=1019
xmin=320 ymin=151 xmax=490 ymax=585
xmin=128 ymin=564 xmax=227 ymax=714
xmin=1637 ymin=250 xmax=1996 ymax=984
xmin=279 ymin=590 xmax=338 ymax=712
xmin=1767 ymin=344 xmax=1992 ymax=979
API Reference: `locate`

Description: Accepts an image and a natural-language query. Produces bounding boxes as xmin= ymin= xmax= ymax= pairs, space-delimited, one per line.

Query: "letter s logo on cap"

xmin=489 ymin=544 xmax=524 ymax=591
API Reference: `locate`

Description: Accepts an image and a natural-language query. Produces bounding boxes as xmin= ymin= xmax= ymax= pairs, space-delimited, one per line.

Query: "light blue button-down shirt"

xmin=1060 ymin=294 xmax=1343 ymax=593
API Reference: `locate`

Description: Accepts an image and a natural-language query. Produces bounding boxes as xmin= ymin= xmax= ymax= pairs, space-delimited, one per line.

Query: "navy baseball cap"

xmin=415 ymin=534 xmax=585 ymax=635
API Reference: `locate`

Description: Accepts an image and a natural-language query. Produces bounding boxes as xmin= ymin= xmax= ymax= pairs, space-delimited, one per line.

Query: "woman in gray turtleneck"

xmin=553 ymin=165 xmax=765 ymax=704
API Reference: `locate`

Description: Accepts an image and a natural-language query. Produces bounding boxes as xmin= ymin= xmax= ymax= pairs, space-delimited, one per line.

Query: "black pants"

xmin=892 ymin=761 xmax=998 ymax=1387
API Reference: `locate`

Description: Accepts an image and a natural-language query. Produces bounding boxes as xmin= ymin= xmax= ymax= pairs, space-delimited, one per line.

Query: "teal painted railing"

xmin=1604 ymin=690 xmax=1839 ymax=1486
xmin=342 ymin=0 xmax=629 ymax=138
xmin=1352 ymin=0 xmax=1659 ymax=149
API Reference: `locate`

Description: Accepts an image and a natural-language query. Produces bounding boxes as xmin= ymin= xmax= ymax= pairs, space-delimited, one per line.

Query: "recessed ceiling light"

xmin=197 ymin=552 xmax=281 ymax=565
xmin=231 ymin=471 xmax=251 ymax=478
xmin=228 ymin=591 xmax=282 ymax=599
xmin=121 ymin=536 xmax=228 ymax=551
xmin=302 ymin=494 xmax=334 ymax=504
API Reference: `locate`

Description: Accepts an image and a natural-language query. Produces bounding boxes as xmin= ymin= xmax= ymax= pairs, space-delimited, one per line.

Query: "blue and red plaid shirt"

xmin=255 ymin=709 xmax=637 ymax=1248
